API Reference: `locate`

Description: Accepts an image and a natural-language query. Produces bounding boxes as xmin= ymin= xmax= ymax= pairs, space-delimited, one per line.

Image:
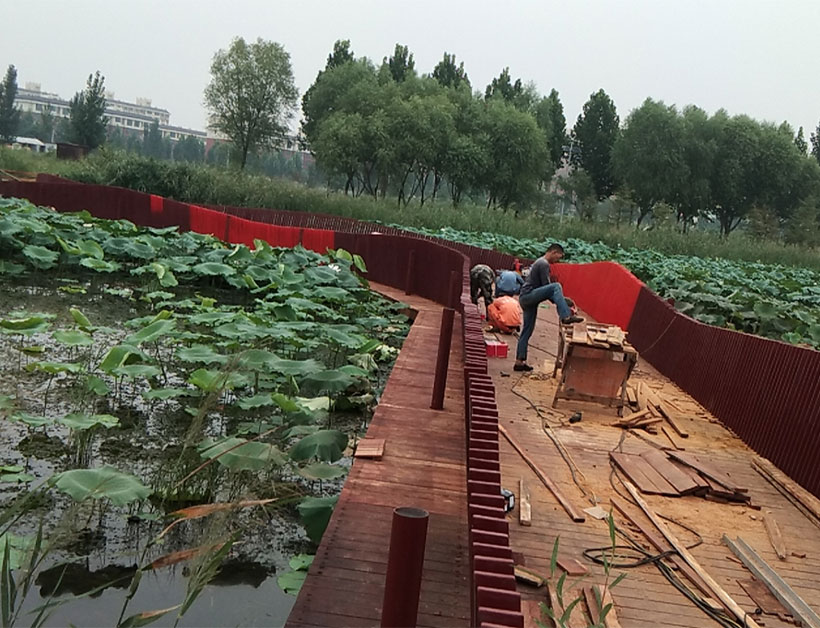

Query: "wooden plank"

xmin=353 ymin=438 xmax=385 ymax=459
xmin=763 ymin=515 xmax=787 ymax=560
xmin=610 ymin=452 xmax=678 ymax=496
xmin=636 ymin=382 xmax=648 ymax=411
xmin=514 ymin=564 xmax=545 ymax=587
xmin=598 ymin=585 xmax=622 ymax=628
xmin=499 ymin=424 xmax=585 ymax=522
xmin=640 ymin=450 xmax=699 ymax=495
xmin=737 ymin=578 xmax=791 ymax=617
xmin=623 ymin=481 xmax=762 ymax=628
xmin=661 ymin=426 xmax=684 ymax=451
xmin=724 ymin=535 xmax=820 ymax=628
xmin=556 ymin=555 xmax=588 ymax=576
xmin=584 ymin=586 xmax=601 ymax=625
xmin=667 ymin=451 xmax=745 ymax=493
xmin=752 ymin=459 xmax=820 ymax=529
xmin=626 ymin=386 xmax=638 ymax=406
xmin=613 ymin=408 xmax=650 ymax=426
xmin=519 ymin=477 xmax=532 ymax=527
xmin=652 ymin=401 xmax=689 ymax=438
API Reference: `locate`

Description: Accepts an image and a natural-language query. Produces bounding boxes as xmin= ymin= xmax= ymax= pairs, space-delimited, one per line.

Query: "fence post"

xmin=430 ymin=307 xmax=455 ymax=410
xmin=381 ymin=507 xmax=430 ymax=628
xmin=405 ymin=250 xmax=416 ymax=295
xmin=449 ymin=269 xmax=459 ymax=309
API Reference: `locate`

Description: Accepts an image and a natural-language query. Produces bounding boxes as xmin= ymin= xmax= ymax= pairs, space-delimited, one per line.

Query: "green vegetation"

xmin=0 ymin=197 xmax=409 ymax=624
xmin=397 ymin=225 xmax=820 ymax=348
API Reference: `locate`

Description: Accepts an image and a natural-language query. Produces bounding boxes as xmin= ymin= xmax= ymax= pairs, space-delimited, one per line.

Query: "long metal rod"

xmin=723 ymin=535 xmax=820 ymax=628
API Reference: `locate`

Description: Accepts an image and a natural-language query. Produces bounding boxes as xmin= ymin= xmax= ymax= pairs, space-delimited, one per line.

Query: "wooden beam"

xmin=661 ymin=426 xmax=684 ymax=450
xmin=763 ymin=515 xmax=787 ymax=560
xmin=751 ymin=459 xmax=820 ymax=529
xmin=519 ymin=477 xmax=532 ymax=527
xmin=623 ymin=481 xmax=761 ymax=628
xmin=652 ymin=401 xmax=689 ymax=438
xmin=723 ymin=535 xmax=820 ymax=628
xmin=499 ymin=424 xmax=585 ymax=522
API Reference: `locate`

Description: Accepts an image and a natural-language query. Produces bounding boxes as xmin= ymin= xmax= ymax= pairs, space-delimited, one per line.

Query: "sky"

xmin=3 ymin=0 xmax=820 ymax=138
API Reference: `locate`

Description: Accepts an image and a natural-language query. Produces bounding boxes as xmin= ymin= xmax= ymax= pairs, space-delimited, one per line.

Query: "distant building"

xmin=15 ymin=82 xmax=206 ymax=142
xmin=10 ymin=136 xmax=51 ymax=153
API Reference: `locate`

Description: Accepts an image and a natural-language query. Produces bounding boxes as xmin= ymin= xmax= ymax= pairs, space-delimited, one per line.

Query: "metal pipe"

xmin=381 ymin=507 xmax=429 ymax=627
xmin=430 ymin=307 xmax=455 ymax=410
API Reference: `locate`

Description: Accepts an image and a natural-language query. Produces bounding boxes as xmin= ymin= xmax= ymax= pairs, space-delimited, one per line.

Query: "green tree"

xmin=485 ymin=68 xmax=519 ymax=102
xmin=432 ymin=52 xmax=470 ymax=90
xmin=532 ymin=89 xmax=567 ymax=176
xmin=204 ymin=37 xmax=298 ymax=169
xmin=175 ymin=135 xmax=206 ymax=163
xmin=676 ymin=105 xmax=716 ymax=229
xmin=68 ymin=71 xmax=108 ymax=149
xmin=0 ymin=64 xmax=21 ymax=143
xmin=557 ymin=168 xmax=597 ymax=220
xmin=795 ymin=126 xmax=808 ymax=155
xmin=784 ymin=196 xmax=820 ymax=246
xmin=143 ymin=120 xmax=165 ymax=158
xmin=611 ymin=98 xmax=686 ymax=226
xmin=326 ymin=39 xmax=354 ymax=70
xmin=572 ymin=89 xmax=620 ymax=199
xmin=810 ymin=121 xmax=820 ymax=165
xmin=385 ymin=44 xmax=416 ymax=83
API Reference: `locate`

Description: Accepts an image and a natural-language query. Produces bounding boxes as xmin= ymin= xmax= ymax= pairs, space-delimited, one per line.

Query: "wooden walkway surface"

xmin=486 ymin=304 xmax=820 ymax=627
xmin=286 ymin=284 xmax=471 ymax=628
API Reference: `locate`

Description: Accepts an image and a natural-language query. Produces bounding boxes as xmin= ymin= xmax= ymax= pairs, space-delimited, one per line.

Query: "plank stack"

xmin=610 ymin=449 xmax=751 ymax=504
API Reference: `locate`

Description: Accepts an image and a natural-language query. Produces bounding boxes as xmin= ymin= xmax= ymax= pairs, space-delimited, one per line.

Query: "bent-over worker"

xmin=470 ymin=264 xmax=495 ymax=309
xmin=495 ymin=269 xmax=524 ymax=298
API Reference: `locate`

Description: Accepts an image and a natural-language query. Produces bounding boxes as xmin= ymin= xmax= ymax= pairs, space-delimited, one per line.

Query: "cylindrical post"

xmin=381 ymin=507 xmax=429 ymax=628
xmin=405 ymin=250 xmax=416 ymax=295
xmin=430 ymin=307 xmax=455 ymax=410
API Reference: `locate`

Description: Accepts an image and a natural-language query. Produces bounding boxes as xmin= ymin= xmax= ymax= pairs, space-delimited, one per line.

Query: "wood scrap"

xmin=723 ymin=535 xmax=820 ymax=628
xmin=519 ymin=477 xmax=532 ymax=527
xmin=353 ymin=438 xmax=385 ymax=459
xmin=624 ymin=482 xmax=762 ymax=628
xmin=514 ymin=564 xmax=545 ymax=587
xmin=556 ymin=555 xmax=588 ymax=577
xmin=613 ymin=408 xmax=650 ymax=426
xmin=737 ymin=578 xmax=793 ymax=620
xmin=610 ymin=452 xmax=678 ymax=496
xmin=610 ymin=497 xmax=727 ymax=614
xmin=661 ymin=425 xmax=684 ymax=450
xmin=606 ymin=326 xmax=625 ymax=347
xmin=546 ymin=581 xmax=586 ymax=628
xmin=640 ymin=449 xmax=700 ymax=495
xmin=572 ymin=321 xmax=588 ymax=344
xmin=652 ymin=400 xmax=689 ymax=438
xmin=583 ymin=586 xmax=601 ymax=625
xmin=763 ymin=515 xmax=787 ymax=560
xmin=597 ymin=585 xmax=622 ymax=628
xmin=751 ymin=459 xmax=820 ymax=530
xmin=667 ymin=451 xmax=746 ymax=493
xmin=499 ymin=424 xmax=585 ymax=522
xmin=636 ymin=382 xmax=649 ymax=411
xmin=626 ymin=385 xmax=638 ymax=406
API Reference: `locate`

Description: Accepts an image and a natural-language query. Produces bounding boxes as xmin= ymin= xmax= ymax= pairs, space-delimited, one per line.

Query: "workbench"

xmin=552 ymin=323 xmax=638 ymax=415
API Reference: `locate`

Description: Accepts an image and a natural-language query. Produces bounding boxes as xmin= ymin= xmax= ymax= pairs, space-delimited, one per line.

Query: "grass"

xmin=3 ymin=146 xmax=820 ymax=270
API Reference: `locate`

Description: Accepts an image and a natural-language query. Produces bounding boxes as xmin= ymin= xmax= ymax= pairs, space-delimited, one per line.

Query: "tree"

xmin=784 ymin=196 xmax=820 ymax=246
xmin=432 ymin=53 xmax=470 ymax=90
xmin=175 ymin=135 xmax=205 ymax=163
xmin=611 ymin=99 xmax=687 ymax=226
xmin=810 ymin=121 xmax=820 ymax=165
xmin=533 ymin=89 xmax=567 ymax=175
xmin=485 ymin=68 xmax=519 ymax=102
xmin=143 ymin=120 xmax=165 ymax=158
xmin=557 ymin=169 xmax=597 ymax=220
xmin=385 ymin=44 xmax=416 ymax=83
xmin=68 ymin=71 xmax=108 ymax=149
xmin=571 ymin=89 xmax=620 ymax=199
xmin=0 ymin=64 xmax=21 ymax=143
xmin=204 ymin=37 xmax=298 ymax=169
xmin=34 ymin=105 xmax=56 ymax=143
xmin=795 ymin=126 xmax=808 ymax=155
xmin=326 ymin=39 xmax=354 ymax=70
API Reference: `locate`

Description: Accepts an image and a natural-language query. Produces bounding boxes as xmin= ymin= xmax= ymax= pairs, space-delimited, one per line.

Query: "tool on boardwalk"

xmin=552 ymin=323 xmax=638 ymax=415
xmin=500 ymin=488 xmax=515 ymax=513
xmin=624 ymin=481 xmax=762 ymax=628
xmin=498 ymin=424 xmax=585 ymax=522
xmin=568 ymin=411 xmax=582 ymax=424
xmin=723 ymin=535 xmax=820 ymax=628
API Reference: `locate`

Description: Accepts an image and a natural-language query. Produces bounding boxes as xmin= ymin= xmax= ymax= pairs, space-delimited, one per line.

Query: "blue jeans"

xmin=516 ymin=283 xmax=572 ymax=361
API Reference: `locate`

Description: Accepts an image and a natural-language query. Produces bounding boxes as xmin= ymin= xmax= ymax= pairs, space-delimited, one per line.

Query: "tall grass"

xmin=3 ymin=147 xmax=820 ymax=270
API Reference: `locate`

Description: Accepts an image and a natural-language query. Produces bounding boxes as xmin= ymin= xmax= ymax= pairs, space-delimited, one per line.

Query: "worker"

xmin=470 ymin=264 xmax=495 ymax=309
xmin=495 ymin=269 xmax=524 ymax=298
xmin=487 ymin=295 xmax=522 ymax=334
xmin=515 ymin=243 xmax=583 ymax=372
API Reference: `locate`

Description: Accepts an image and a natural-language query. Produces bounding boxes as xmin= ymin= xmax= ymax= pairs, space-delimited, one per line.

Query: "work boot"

xmin=560 ymin=315 xmax=584 ymax=325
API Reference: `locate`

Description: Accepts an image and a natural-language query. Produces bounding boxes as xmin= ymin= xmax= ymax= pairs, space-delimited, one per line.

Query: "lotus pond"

xmin=0 ymin=197 xmax=410 ymax=627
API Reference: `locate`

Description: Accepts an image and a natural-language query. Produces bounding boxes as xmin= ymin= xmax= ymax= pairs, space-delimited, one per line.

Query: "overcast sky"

xmin=3 ymin=0 xmax=819 ymax=138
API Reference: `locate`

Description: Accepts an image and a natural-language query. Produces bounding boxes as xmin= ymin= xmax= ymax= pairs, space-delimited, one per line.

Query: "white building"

xmin=15 ymin=83 xmax=206 ymax=142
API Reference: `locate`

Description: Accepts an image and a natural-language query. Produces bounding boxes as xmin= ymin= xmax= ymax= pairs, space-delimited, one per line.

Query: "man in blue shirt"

xmin=495 ymin=270 xmax=524 ymax=298
xmin=515 ymin=243 xmax=583 ymax=372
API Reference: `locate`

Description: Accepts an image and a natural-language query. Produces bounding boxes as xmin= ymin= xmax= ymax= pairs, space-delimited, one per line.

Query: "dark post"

xmin=448 ymin=269 xmax=459 ymax=308
xmin=381 ymin=507 xmax=430 ymax=628
xmin=430 ymin=307 xmax=455 ymax=410
xmin=405 ymin=250 xmax=416 ymax=295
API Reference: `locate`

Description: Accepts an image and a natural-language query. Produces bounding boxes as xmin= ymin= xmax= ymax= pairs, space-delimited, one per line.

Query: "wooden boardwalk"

xmin=486 ymin=304 xmax=820 ymax=627
xmin=286 ymin=284 xmax=471 ymax=628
